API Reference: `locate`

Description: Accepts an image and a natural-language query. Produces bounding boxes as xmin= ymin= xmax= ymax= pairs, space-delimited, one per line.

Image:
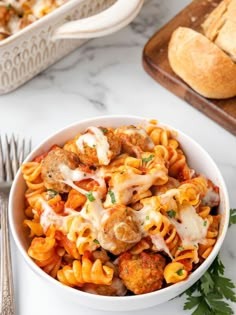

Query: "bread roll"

xmin=202 ymin=0 xmax=236 ymax=61
xmin=168 ymin=27 xmax=236 ymax=99
xmin=201 ymin=0 xmax=230 ymax=41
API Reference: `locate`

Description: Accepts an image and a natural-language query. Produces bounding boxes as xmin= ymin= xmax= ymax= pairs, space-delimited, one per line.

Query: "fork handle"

xmin=0 ymin=195 xmax=15 ymax=315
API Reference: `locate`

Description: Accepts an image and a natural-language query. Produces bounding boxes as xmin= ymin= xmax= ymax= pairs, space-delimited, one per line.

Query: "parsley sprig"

xmin=184 ymin=256 xmax=236 ymax=315
xmin=183 ymin=209 xmax=236 ymax=315
xmin=229 ymin=208 xmax=236 ymax=226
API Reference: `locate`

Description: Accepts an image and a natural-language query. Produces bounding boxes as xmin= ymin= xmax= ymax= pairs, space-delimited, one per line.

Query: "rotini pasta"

xmin=22 ymin=120 xmax=221 ymax=296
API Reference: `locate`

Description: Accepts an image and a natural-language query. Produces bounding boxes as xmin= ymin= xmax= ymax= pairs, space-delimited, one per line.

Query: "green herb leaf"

xmin=93 ymin=239 xmax=99 ymax=244
xmin=206 ymin=294 xmax=234 ymax=315
xmin=184 ymin=296 xmax=202 ymax=310
xmin=176 ymin=269 xmax=183 ymax=276
xmin=47 ymin=189 xmax=58 ymax=197
xmin=167 ymin=210 xmax=176 ymax=218
xmin=108 ymin=190 xmax=116 ymax=204
xmin=229 ymin=209 xmax=236 ymax=227
xmin=85 ymin=191 xmax=95 ymax=202
xmin=200 ymin=271 xmax=214 ymax=295
xmin=142 ymin=154 xmax=154 ymax=163
xmin=177 ymin=246 xmax=185 ymax=251
xmin=210 ymin=255 xmax=225 ymax=275
xmin=212 ymin=275 xmax=236 ymax=302
xmin=145 ymin=215 xmax=150 ymax=220
xmin=99 ymin=127 xmax=108 ymax=134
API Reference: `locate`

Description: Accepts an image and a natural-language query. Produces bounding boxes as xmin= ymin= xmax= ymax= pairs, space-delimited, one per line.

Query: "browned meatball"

xmin=77 ymin=127 xmax=121 ymax=166
xmin=99 ymin=205 xmax=141 ymax=255
xmin=116 ymin=126 xmax=154 ymax=158
xmin=41 ymin=148 xmax=79 ymax=193
xmin=119 ymin=252 xmax=166 ymax=294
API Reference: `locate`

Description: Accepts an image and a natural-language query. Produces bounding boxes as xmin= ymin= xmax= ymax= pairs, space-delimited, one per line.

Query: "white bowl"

xmin=9 ymin=115 xmax=230 ymax=311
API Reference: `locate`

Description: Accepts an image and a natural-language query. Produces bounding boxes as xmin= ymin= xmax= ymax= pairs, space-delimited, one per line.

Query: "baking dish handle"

xmin=52 ymin=0 xmax=144 ymax=40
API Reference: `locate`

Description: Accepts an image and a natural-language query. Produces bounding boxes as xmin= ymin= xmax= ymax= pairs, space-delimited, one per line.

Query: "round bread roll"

xmin=168 ymin=26 xmax=236 ymax=99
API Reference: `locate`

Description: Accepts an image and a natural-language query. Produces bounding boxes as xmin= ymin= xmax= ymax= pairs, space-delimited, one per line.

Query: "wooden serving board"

xmin=143 ymin=0 xmax=236 ymax=136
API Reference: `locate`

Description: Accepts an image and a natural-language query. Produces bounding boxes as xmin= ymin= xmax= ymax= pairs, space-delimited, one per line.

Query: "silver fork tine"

xmin=18 ymin=138 xmax=25 ymax=166
xmin=0 ymin=135 xmax=5 ymax=181
xmin=28 ymin=138 xmax=32 ymax=156
xmin=11 ymin=135 xmax=18 ymax=178
xmin=5 ymin=135 xmax=13 ymax=182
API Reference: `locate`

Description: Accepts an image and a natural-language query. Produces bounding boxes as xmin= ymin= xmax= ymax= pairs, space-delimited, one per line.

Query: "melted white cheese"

xmin=151 ymin=234 xmax=173 ymax=259
xmin=76 ymin=126 xmax=110 ymax=165
xmin=80 ymin=196 xmax=104 ymax=230
xmin=202 ymin=186 xmax=220 ymax=207
xmin=39 ymin=194 xmax=105 ymax=236
xmin=39 ymin=199 xmax=68 ymax=232
xmin=59 ymin=164 xmax=106 ymax=198
xmin=31 ymin=0 xmax=46 ymax=18
xmin=105 ymin=168 xmax=167 ymax=206
xmin=170 ymin=205 xmax=209 ymax=246
xmin=133 ymin=197 xmax=162 ymax=234
xmin=133 ymin=198 xmax=173 ymax=258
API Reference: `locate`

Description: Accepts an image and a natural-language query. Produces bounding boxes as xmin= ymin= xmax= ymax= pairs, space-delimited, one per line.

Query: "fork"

xmin=0 ymin=135 xmax=31 ymax=315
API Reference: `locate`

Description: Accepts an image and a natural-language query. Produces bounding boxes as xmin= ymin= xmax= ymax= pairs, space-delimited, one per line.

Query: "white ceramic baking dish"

xmin=0 ymin=0 xmax=143 ymax=94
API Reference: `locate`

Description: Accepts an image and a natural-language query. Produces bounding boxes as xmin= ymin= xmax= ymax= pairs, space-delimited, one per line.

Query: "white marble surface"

xmin=0 ymin=0 xmax=236 ymax=314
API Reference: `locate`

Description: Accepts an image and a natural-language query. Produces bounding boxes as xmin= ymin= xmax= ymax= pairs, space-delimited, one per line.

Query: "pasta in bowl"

xmin=9 ymin=116 xmax=229 ymax=311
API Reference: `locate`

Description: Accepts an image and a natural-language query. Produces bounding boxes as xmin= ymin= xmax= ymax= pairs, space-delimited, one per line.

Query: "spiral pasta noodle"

xmin=28 ymin=237 xmax=62 ymax=278
xmin=57 ymin=255 xmax=114 ymax=287
xmin=21 ymin=162 xmax=45 ymax=190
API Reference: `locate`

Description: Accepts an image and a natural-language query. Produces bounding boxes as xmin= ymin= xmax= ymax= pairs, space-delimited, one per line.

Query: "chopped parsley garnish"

xmin=47 ymin=189 xmax=58 ymax=197
xmin=176 ymin=269 xmax=184 ymax=276
xmin=100 ymin=128 xmax=108 ymax=134
xmin=167 ymin=210 xmax=176 ymax=218
xmin=178 ymin=246 xmax=184 ymax=251
xmin=203 ymin=220 xmax=207 ymax=226
xmin=6 ymin=4 xmax=11 ymax=10
xmin=85 ymin=191 xmax=95 ymax=202
xmin=108 ymin=190 xmax=116 ymax=204
xmin=146 ymin=215 xmax=150 ymax=220
xmin=142 ymin=154 xmax=154 ymax=163
xmin=93 ymin=239 xmax=99 ymax=244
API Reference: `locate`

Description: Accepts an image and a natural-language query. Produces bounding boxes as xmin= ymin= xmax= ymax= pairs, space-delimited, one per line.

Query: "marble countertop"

xmin=0 ymin=0 xmax=236 ymax=314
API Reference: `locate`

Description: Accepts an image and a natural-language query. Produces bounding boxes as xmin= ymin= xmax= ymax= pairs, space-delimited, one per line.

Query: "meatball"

xmin=99 ymin=205 xmax=141 ymax=255
xmin=119 ymin=252 xmax=166 ymax=294
xmin=76 ymin=127 xmax=121 ymax=166
xmin=41 ymin=148 xmax=79 ymax=193
xmin=116 ymin=126 xmax=154 ymax=158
